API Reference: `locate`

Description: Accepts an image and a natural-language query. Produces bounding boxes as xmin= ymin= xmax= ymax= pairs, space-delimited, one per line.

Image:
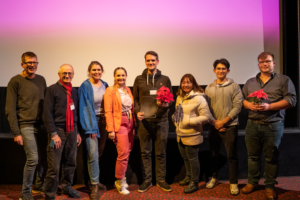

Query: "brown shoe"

xmin=90 ymin=183 xmax=106 ymax=200
xmin=241 ymin=184 xmax=256 ymax=194
xmin=265 ymin=189 xmax=277 ymax=200
xmin=97 ymin=183 xmax=107 ymax=191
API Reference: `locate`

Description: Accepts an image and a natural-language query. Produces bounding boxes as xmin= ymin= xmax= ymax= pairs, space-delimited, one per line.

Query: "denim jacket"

xmin=78 ymin=79 xmax=108 ymax=138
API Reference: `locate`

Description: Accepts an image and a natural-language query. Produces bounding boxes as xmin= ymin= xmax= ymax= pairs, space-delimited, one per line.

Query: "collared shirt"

xmin=242 ymin=72 xmax=296 ymax=123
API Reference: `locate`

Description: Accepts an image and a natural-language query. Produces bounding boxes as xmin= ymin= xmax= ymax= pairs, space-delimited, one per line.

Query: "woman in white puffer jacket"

xmin=173 ymin=74 xmax=213 ymax=194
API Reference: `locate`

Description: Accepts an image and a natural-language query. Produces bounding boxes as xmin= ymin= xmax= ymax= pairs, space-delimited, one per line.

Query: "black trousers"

xmin=208 ymin=125 xmax=238 ymax=184
xmin=44 ymin=126 xmax=78 ymax=199
xmin=138 ymin=120 xmax=169 ymax=182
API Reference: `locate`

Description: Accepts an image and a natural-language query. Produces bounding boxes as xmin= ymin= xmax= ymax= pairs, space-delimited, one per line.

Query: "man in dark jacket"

xmin=6 ymin=52 xmax=47 ymax=200
xmin=43 ymin=64 xmax=82 ymax=200
xmin=133 ymin=51 xmax=173 ymax=192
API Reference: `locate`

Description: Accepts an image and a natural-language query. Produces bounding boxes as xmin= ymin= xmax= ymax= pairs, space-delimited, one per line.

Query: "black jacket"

xmin=43 ymin=81 xmax=79 ymax=135
xmin=133 ymin=69 xmax=172 ymax=122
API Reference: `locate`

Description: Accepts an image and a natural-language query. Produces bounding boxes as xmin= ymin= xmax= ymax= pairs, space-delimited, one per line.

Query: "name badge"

xmin=150 ymin=90 xmax=157 ymax=95
xmin=70 ymin=102 xmax=75 ymax=110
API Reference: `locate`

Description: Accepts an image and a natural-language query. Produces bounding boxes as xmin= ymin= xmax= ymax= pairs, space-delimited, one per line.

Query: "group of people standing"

xmin=5 ymin=50 xmax=296 ymax=200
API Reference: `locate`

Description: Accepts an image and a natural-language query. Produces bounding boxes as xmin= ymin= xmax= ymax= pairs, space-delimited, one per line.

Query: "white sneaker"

xmin=115 ymin=179 xmax=130 ymax=195
xmin=115 ymin=178 xmax=129 ymax=189
xmin=123 ymin=177 xmax=129 ymax=189
xmin=206 ymin=178 xmax=218 ymax=189
xmin=230 ymin=184 xmax=239 ymax=196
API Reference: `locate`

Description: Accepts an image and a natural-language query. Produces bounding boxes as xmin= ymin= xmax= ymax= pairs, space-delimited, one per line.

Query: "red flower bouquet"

xmin=247 ymin=89 xmax=268 ymax=105
xmin=155 ymin=86 xmax=174 ymax=103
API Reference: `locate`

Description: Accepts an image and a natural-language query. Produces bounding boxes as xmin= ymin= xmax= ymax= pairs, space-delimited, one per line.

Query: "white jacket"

xmin=173 ymin=91 xmax=212 ymax=142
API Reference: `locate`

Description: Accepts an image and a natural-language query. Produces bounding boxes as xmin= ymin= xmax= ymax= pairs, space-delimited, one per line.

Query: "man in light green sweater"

xmin=204 ymin=58 xmax=243 ymax=196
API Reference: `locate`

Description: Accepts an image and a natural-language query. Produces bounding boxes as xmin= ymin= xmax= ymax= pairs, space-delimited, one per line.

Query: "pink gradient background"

xmin=0 ymin=0 xmax=279 ymax=86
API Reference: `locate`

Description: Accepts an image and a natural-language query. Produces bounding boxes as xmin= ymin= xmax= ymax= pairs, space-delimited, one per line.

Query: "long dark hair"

xmin=176 ymin=74 xmax=204 ymax=97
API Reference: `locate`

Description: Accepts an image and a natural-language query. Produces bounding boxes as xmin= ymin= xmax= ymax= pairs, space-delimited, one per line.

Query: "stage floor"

xmin=0 ymin=176 xmax=299 ymax=200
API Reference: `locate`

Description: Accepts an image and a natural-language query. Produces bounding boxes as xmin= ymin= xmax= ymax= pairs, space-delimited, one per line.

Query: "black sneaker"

xmin=184 ymin=181 xmax=198 ymax=194
xmin=19 ymin=193 xmax=34 ymax=200
xmin=62 ymin=187 xmax=81 ymax=198
xmin=138 ymin=181 xmax=152 ymax=193
xmin=179 ymin=177 xmax=190 ymax=186
xmin=32 ymin=186 xmax=44 ymax=194
xmin=157 ymin=181 xmax=172 ymax=192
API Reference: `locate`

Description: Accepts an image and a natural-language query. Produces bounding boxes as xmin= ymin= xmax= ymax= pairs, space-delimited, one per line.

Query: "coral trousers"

xmin=114 ymin=114 xmax=134 ymax=179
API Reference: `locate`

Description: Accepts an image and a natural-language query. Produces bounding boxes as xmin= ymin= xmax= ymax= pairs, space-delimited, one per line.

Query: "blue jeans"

xmin=20 ymin=124 xmax=47 ymax=194
xmin=245 ymin=120 xmax=284 ymax=189
xmin=85 ymin=116 xmax=107 ymax=184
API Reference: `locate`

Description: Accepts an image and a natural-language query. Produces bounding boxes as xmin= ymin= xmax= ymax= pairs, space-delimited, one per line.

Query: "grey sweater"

xmin=205 ymin=78 xmax=243 ymax=126
xmin=5 ymin=74 xmax=47 ymax=137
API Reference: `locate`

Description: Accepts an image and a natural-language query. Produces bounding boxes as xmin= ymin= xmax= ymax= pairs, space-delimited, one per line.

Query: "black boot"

xmin=179 ymin=177 xmax=190 ymax=186
xmin=184 ymin=181 xmax=198 ymax=194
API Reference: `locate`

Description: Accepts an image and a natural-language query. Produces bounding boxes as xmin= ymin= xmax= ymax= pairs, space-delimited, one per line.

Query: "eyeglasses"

xmin=60 ymin=72 xmax=74 ymax=76
xmin=258 ymin=60 xmax=273 ymax=64
xmin=23 ymin=62 xmax=38 ymax=65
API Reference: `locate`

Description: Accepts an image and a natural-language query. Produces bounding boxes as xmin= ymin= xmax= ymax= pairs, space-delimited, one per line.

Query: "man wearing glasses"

xmin=241 ymin=52 xmax=296 ymax=200
xmin=43 ymin=64 xmax=82 ymax=200
xmin=6 ymin=52 xmax=47 ymax=200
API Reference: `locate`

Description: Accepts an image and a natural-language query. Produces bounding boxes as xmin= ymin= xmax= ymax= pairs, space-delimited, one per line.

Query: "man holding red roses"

xmin=133 ymin=51 xmax=173 ymax=193
xmin=241 ymin=52 xmax=296 ymax=200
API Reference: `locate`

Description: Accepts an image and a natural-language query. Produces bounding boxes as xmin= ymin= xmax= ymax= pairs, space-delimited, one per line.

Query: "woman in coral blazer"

xmin=104 ymin=67 xmax=136 ymax=195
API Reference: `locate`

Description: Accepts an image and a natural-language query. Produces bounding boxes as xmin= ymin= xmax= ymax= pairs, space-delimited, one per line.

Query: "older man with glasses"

xmin=43 ymin=64 xmax=82 ymax=200
xmin=6 ymin=52 xmax=47 ymax=200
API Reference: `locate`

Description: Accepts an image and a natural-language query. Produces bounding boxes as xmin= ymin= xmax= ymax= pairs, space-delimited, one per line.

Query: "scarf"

xmin=59 ymin=80 xmax=74 ymax=133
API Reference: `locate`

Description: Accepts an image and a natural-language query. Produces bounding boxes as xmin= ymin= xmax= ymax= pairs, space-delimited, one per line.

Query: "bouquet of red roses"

xmin=247 ymin=89 xmax=268 ymax=105
xmin=156 ymin=86 xmax=174 ymax=103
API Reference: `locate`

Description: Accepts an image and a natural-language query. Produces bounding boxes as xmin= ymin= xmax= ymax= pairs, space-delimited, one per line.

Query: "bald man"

xmin=43 ymin=64 xmax=82 ymax=200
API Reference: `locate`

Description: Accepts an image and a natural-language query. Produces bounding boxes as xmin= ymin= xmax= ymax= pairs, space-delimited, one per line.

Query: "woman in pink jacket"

xmin=104 ymin=67 xmax=136 ymax=195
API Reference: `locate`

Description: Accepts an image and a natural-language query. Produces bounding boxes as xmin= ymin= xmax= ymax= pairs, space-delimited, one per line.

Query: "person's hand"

xmin=14 ymin=135 xmax=23 ymax=146
xmin=52 ymin=134 xmax=61 ymax=149
xmin=77 ymin=134 xmax=82 ymax=146
xmin=89 ymin=133 xmax=97 ymax=140
xmin=109 ymin=132 xmax=115 ymax=141
xmin=137 ymin=112 xmax=145 ymax=121
xmin=219 ymin=128 xmax=226 ymax=132
xmin=157 ymin=100 xmax=169 ymax=107
xmin=257 ymin=103 xmax=270 ymax=111
xmin=248 ymin=102 xmax=259 ymax=111
xmin=211 ymin=119 xmax=217 ymax=126
xmin=215 ymin=120 xmax=225 ymax=130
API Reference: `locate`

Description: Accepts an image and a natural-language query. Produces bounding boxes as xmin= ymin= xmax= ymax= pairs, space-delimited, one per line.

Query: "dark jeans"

xmin=20 ymin=124 xmax=47 ymax=194
xmin=245 ymin=120 xmax=283 ymax=189
xmin=138 ymin=120 xmax=169 ymax=182
xmin=177 ymin=141 xmax=200 ymax=183
xmin=209 ymin=125 xmax=238 ymax=184
xmin=44 ymin=126 xmax=78 ymax=199
xmin=84 ymin=116 xmax=107 ymax=184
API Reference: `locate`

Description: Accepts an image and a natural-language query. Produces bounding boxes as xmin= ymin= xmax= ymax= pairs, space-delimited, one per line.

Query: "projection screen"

xmin=0 ymin=0 xmax=279 ymax=86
